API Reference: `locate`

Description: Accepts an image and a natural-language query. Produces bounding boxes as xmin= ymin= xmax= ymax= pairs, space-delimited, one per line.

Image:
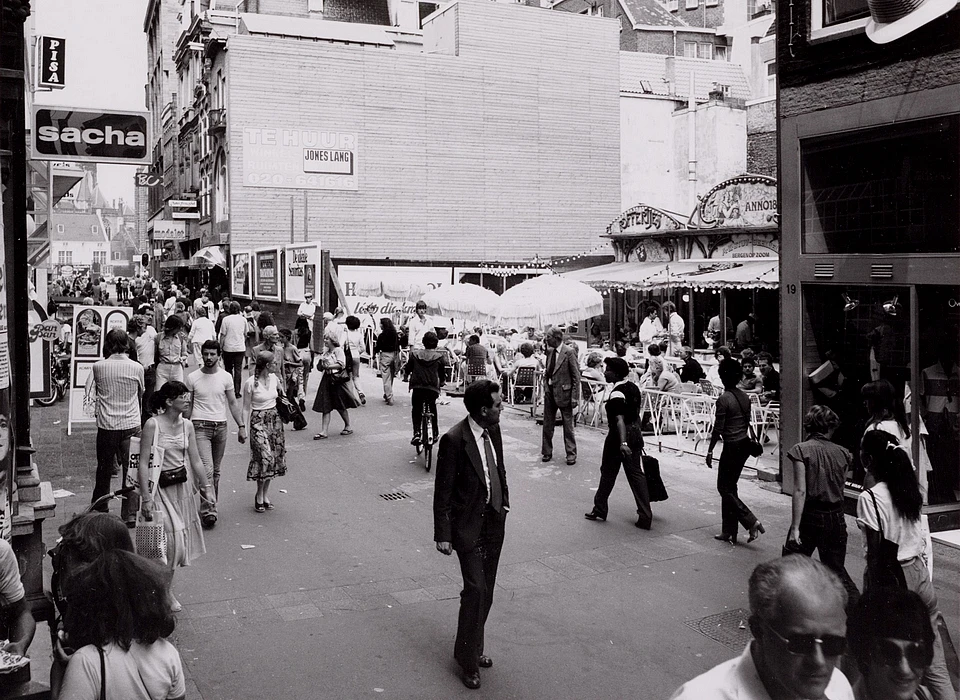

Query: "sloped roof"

xmin=620 ymin=0 xmax=690 ymax=27
xmin=73 ymin=171 xmax=110 ymax=210
xmin=620 ymin=52 xmax=753 ymax=101
xmin=238 ymin=14 xmax=395 ymax=46
xmin=49 ymin=213 xmax=109 ymax=243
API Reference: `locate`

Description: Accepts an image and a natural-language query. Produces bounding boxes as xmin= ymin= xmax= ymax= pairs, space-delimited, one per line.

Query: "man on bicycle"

xmin=405 ymin=331 xmax=449 ymax=446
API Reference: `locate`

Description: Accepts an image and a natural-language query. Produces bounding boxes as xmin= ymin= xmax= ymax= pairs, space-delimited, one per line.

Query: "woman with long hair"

xmin=706 ymin=358 xmax=765 ymax=544
xmin=862 ymin=379 xmax=911 ymax=443
xmin=138 ymin=381 xmax=208 ymax=611
xmin=857 ymin=430 xmax=952 ymax=700
xmin=54 ymin=550 xmax=184 ymax=700
xmin=312 ymin=332 xmax=359 ymax=439
xmin=375 ymin=317 xmax=400 ymax=405
xmin=155 ymin=315 xmax=188 ymax=390
xmin=242 ymin=351 xmax=287 ymax=513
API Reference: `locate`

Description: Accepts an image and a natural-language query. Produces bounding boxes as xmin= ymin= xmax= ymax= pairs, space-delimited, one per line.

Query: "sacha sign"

xmin=31 ymin=107 xmax=151 ymax=165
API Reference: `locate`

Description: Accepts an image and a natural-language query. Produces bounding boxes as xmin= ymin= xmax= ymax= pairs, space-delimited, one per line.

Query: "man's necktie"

xmin=481 ymin=430 xmax=503 ymax=513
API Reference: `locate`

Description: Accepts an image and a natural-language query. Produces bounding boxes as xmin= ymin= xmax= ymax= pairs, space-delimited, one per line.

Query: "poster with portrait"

xmin=67 ymin=305 xmax=133 ymax=435
xmin=232 ymin=251 xmax=251 ymax=299
xmin=284 ymin=243 xmax=320 ymax=304
xmin=253 ymin=248 xmax=282 ymax=302
xmin=0 ymin=200 xmax=10 ymax=539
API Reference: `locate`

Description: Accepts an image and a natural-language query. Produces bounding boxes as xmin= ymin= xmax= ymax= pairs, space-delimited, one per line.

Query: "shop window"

xmin=917 ymin=286 xmax=960 ymax=505
xmin=802 ymin=285 xmax=911 ymax=490
xmin=801 ymin=116 xmax=960 ymax=254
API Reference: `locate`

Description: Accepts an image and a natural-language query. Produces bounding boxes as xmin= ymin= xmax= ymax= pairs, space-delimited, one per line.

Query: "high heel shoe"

xmin=714 ymin=533 xmax=737 ymax=544
xmin=748 ymin=522 xmax=765 ymax=543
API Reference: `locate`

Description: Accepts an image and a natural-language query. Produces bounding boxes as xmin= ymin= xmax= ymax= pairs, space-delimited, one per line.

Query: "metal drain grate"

xmin=683 ymin=609 xmax=752 ymax=651
xmin=379 ymin=491 xmax=410 ymax=501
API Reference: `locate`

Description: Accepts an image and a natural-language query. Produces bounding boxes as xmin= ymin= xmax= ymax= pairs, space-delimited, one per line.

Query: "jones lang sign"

xmin=32 ymin=107 xmax=151 ymax=164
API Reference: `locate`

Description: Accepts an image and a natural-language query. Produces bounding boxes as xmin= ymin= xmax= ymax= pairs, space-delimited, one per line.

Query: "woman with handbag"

xmin=375 ymin=317 xmax=400 ymax=405
xmin=706 ymin=358 xmax=765 ymax=544
xmin=138 ymin=381 xmax=208 ymax=612
xmin=53 ymin=549 xmax=184 ymax=700
xmin=856 ymin=430 xmax=953 ymax=700
xmin=312 ymin=333 xmax=359 ymax=439
xmin=242 ymin=351 xmax=288 ymax=513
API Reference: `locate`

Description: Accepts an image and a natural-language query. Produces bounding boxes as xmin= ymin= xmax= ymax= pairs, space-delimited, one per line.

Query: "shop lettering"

xmin=743 ymin=200 xmax=777 ymax=212
xmin=618 ymin=208 xmax=662 ymax=232
xmin=303 ymin=149 xmax=351 ymax=163
xmin=291 ymin=250 xmax=310 ymax=264
xmin=288 ymin=264 xmax=305 ymax=277
xmin=29 ymin=320 xmax=61 ymax=342
xmin=37 ymin=125 xmax=145 ymax=147
xmin=245 ymin=128 xmax=356 ymax=149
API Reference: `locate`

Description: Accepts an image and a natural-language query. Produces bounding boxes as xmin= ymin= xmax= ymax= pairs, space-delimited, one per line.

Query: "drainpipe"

xmin=687 ymin=70 xmax=697 ymax=213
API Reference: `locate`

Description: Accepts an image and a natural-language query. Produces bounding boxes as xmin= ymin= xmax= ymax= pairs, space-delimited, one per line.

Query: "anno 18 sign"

xmin=31 ymin=107 xmax=151 ymax=165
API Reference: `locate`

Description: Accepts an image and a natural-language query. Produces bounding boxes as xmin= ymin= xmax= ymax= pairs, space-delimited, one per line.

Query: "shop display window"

xmin=801 ymin=116 xmax=960 ymax=254
xmin=803 ymin=284 xmax=960 ymax=504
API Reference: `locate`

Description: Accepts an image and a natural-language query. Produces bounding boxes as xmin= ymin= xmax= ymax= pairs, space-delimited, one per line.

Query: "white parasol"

xmin=420 ymin=283 xmax=499 ymax=323
xmin=490 ymin=274 xmax=604 ymax=330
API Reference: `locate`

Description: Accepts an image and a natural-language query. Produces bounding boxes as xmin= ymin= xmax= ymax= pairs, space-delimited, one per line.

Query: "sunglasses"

xmin=762 ymin=620 xmax=847 ymax=657
xmin=873 ymin=638 xmax=927 ymax=669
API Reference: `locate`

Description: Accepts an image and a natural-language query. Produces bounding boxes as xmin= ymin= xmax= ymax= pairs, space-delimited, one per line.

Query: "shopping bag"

xmin=135 ymin=511 xmax=167 ymax=565
xmin=642 ymin=453 xmax=669 ymax=502
xmin=127 ymin=436 xmax=164 ymax=500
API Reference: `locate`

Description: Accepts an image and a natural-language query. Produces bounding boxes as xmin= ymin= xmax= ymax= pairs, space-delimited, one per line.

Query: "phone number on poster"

xmin=245 ymin=173 xmax=358 ymax=190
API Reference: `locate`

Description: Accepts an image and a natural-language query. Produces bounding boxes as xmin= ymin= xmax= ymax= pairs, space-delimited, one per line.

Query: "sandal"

xmin=340 ymin=428 xmax=354 ymax=436
xmin=254 ymin=500 xmax=265 ymax=513
xmin=263 ymin=500 xmax=274 ymax=511
xmin=313 ymin=433 xmax=328 ymax=440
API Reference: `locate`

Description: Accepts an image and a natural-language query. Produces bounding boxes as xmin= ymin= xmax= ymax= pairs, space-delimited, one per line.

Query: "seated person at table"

xmin=678 ymin=346 xmax=705 ymax=384
xmin=504 ymin=343 xmax=540 ymax=403
xmin=582 ymin=353 xmax=607 ymax=383
xmin=706 ymin=345 xmax=732 ymax=388
xmin=737 ymin=357 xmax=763 ymax=395
xmin=639 ymin=344 xmax=663 ymax=388
xmin=462 ymin=334 xmax=487 ymax=378
xmin=656 ymin=362 xmax=683 ymax=394
xmin=757 ymin=351 xmax=780 ymax=403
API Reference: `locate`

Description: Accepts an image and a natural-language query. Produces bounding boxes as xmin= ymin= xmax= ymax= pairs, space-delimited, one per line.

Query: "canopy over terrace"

xmin=565 ymin=174 xmax=781 ymax=354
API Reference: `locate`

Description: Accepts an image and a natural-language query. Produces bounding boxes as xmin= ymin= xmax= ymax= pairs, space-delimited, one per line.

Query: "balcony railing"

xmin=208 ymin=108 xmax=226 ymax=136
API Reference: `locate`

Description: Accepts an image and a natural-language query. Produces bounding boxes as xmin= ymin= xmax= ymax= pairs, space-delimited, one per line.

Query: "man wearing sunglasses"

xmin=671 ymin=555 xmax=854 ymax=700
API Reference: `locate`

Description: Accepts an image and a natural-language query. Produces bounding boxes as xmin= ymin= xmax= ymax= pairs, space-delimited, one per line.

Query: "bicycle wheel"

xmin=422 ymin=411 xmax=432 ymax=472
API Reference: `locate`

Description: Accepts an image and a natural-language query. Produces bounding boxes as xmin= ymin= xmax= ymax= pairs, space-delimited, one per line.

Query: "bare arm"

xmin=184 ymin=421 xmax=207 ymax=486
xmin=788 ymin=457 xmax=806 ymax=545
xmin=2 ymin=598 xmax=35 ymax=657
xmin=139 ymin=418 xmax=158 ymax=517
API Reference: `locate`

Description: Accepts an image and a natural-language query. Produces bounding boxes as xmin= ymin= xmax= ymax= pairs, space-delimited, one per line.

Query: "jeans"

xmin=411 ymin=388 xmax=439 ymax=439
xmin=155 ymin=362 xmax=183 ymax=391
xmin=141 ymin=366 xmax=156 ymax=426
xmin=717 ymin=438 xmax=758 ymax=536
xmin=193 ymin=420 xmax=227 ymax=520
xmin=93 ymin=427 xmax=140 ymax=518
xmin=899 ymin=556 xmax=955 ymax=700
xmin=782 ymin=505 xmax=859 ymax=606
xmin=541 ymin=391 xmax=576 ymax=461
xmin=454 ymin=507 xmax=506 ymax=674
xmin=223 ymin=351 xmax=245 ymax=397
xmin=379 ymin=351 xmax=396 ymax=400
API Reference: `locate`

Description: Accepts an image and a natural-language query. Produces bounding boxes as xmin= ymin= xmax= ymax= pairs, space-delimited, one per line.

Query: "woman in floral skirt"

xmin=242 ymin=350 xmax=287 ymax=513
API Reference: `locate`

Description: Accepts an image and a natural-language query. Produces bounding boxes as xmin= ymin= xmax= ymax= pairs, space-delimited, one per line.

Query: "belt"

xmin=192 ymin=419 xmax=226 ymax=426
xmin=159 ymin=360 xmax=181 ymax=365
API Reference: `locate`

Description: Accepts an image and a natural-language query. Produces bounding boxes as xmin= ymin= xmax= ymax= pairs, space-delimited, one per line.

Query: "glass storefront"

xmin=801 ymin=284 xmax=959 ymax=505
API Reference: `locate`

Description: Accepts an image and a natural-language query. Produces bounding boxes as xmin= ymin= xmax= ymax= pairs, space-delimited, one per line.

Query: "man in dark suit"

xmin=541 ymin=327 xmax=580 ymax=465
xmin=434 ymin=379 xmax=509 ymax=690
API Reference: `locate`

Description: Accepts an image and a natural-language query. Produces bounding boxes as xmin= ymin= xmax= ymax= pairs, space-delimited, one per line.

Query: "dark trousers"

xmin=454 ymin=507 xmax=506 ymax=674
xmin=93 ymin=427 xmax=140 ymax=515
xmin=141 ymin=366 xmax=156 ymax=426
xmin=411 ymin=388 xmax=439 ymax=438
xmin=717 ymin=438 xmax=758 ymax=536
xmin=594 ymin=424 xmax=652 ymax=526
xmin=782 ymin=506 xmax=860 ymax=607
xmin=223 ymin=351 xmax=245 ymax=397
xmin=541 ymin=391 xmax=576 ymax=460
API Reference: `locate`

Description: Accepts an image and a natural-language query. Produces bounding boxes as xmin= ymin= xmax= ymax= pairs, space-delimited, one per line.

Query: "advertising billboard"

xmin=67 ymin=306 xmax=133 ymax=434
xmin=232 ymin=251 xmax=251 ymax=298
xmin=31 ymin=107 xmax=151 ymax=164
xmin=253 ymin=248 xmax=281 ymax=301
xmin=152 ymin=220 xmax=185 ymax=241
xmin=241 ymin=128 xmax=358 ymax=191
xmin=284 ymin=243 xmax=320 ymax=304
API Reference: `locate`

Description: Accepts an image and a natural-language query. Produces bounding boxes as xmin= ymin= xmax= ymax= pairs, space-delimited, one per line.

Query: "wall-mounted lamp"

xmin=882 ymin=295 xmax=900 ymax=316
xmin=842 ymin=293 xmax=859 ymax=312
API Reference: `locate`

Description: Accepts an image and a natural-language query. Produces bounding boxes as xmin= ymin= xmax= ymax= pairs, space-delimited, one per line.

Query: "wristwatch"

xmin=621 ymin=442 xmax=628 ymax=446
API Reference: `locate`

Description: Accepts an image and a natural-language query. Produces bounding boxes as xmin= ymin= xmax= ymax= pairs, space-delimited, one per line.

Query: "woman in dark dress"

xmin=312 ymin=333 xmax=360 ymax=439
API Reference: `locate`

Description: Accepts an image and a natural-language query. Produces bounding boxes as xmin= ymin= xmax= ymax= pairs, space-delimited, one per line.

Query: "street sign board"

xmin=171 ymin=211 xmax=200 ymax=220
xmin=37 ymin=36 xmax=66 ymax=89
xmin=168 ymin=199 xmax=197 ymax=208
xmin=31 ymin=106 xmax=151 ymax=165
xmin=135 ymin=173 xmax=163 ymax=188
xmin=152 ymin=220 xmax=185 ymax=241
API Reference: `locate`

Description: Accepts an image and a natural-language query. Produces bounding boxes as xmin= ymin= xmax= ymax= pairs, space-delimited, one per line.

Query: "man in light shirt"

xmin=670 ymin=556 xmax=854 ymax=700
xmin=185 ymin=340 xmax=245 ymax=528
xmin=187 ymin=307 xmax=217 ymax=368
xmin=192 ymin=290 xmax=215 ymax=320
xmin=218 ymin=301 xmax=248 ymax=398
xmin=127 ymin=316 xmax=157 ymax=426
xmin=407 ymin=301 xmax=433 ymax=349
xmin=297 ymin=292 xmax=317 ymax=320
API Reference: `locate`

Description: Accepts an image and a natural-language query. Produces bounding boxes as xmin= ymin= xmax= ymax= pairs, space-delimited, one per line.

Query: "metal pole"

xmin=303 ymin=195 xmax=308 ymax=242
xmin=290 ymin=195 xmax=295 ymax=244
xmin=687 ymin=72 xmax=697 ymax=213
xmin=720 ymin=289 xmax=728 ymax=348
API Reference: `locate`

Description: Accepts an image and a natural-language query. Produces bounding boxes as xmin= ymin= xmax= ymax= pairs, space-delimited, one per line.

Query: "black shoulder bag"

xmin=732 ymin=392 xmax=764 ymax=458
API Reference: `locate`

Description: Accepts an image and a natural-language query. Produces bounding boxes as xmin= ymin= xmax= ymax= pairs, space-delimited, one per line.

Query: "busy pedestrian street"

xmin=27 ymin=369 xmax=960 ymax=699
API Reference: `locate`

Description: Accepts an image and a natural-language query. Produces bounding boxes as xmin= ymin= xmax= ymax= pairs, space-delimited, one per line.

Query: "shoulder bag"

xmin=157 ymin=423 xmax=188 ymax=488
xmin=640 ymin=448 xmax=669 ymax=502
xmin=863 ymin=489 xmax=908 ymax=592
xmin=732 ymin=392 xmax=764 ymax=458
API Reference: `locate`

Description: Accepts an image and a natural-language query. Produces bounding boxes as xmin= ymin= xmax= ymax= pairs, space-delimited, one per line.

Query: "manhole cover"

xmin=683 ymin=609 xmax=752 ymax=650
xmin=379 ymin=491 xmax=410 ymax=501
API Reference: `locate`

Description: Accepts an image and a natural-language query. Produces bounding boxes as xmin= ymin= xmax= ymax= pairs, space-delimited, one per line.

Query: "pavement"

xmin=30 ymin=368 xmax=960 ymax=700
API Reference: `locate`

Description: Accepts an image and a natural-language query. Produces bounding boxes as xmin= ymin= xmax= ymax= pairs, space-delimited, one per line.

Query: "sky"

xmin=33 ymin=0 xmax=149 ymax=207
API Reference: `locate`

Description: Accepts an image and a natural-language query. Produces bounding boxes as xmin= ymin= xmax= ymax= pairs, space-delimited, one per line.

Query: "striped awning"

xmin=563 ymin=259 xmax=778 ymax=291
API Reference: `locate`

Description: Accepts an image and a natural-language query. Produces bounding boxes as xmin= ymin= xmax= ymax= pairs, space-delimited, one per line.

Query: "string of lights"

xmin=477 ymin=242 xmax=613 ymax=277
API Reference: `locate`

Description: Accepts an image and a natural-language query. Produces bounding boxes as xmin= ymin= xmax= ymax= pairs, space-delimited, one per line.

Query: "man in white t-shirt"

xmin=187 ymin=307 xmax=217 ymax=367
xmin=0 ymin=538 xmax=35 ymax=657
xmin=185 ymin=340 xmax=245 ymax=528
xmin=297 ymin=292 xmax=317 ymax=320
xmin=407 ymin=301 xmax=432 ymax=349
xmin=218 ymin=301 xmax=248 ymax=398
